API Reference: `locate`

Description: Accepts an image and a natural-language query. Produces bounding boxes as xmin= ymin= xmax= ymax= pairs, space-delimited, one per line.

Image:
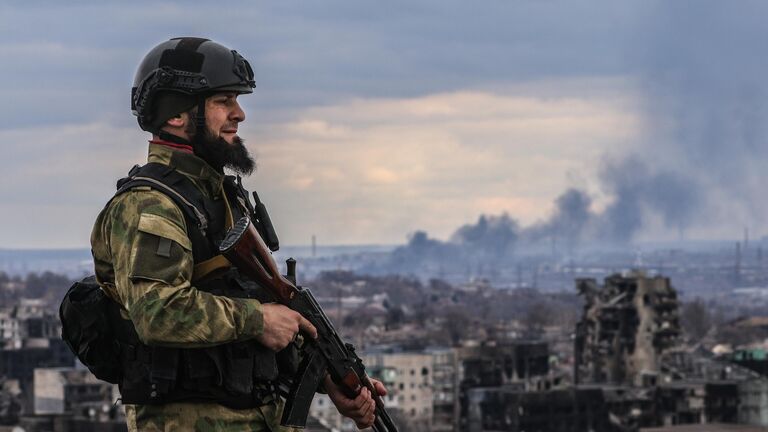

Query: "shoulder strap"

xmin=112 ymin=163 xmax=216 ymax=263
xmin=115 ymin=163 xmax=209 ymax=235
xmin=111 ymin=164 xmax=279 ymax=266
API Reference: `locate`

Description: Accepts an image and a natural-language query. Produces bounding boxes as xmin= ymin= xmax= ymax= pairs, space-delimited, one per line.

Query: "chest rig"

xmin=109 ymin=163 xmax=292 ymax=409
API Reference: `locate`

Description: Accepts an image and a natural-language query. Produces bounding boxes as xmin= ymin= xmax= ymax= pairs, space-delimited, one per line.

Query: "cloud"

xmin=0 ymin=1 xmax=643 ymax=130
xmin=0 ymin=123 xmax=146 ymax=248
xmin=0 ymin=79 xmax=635 ymax=248
xmin=242 ymin=84 xmax=638 ymax=245
xmin=4 ymin=0 xmax=768 ymax=247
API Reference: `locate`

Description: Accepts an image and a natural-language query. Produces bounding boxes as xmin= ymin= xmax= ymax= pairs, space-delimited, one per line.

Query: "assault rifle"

xmin=220 ymin=217 xmax=398 ymax=432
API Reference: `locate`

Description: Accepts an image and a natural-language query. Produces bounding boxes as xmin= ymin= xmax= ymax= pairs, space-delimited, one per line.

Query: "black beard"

xmin=186 ymin=123 xmax=256 ymax=176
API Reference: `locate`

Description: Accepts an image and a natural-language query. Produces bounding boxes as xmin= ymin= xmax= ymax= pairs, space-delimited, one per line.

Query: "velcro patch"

xmin=156 ymin=237 xmax=173 ymax=258
xmin=137 ymin=213 xmax=191 ymax=251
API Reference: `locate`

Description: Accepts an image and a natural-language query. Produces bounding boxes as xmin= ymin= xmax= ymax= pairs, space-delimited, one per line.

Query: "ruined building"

xmin=574 ymin=272 xmax=681 ymax=386
xmin=462 ymin=272 xmax=764 ymax=431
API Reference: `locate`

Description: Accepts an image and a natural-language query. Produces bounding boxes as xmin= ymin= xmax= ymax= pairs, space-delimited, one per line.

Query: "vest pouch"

xmin=59 ymin=275 xmax=122 ymax=384
xmin=224 ymin=342 xmax=256 ymax=394
xmin=149 ymin=346 xmax=179 ymax=399
xmin=120 ymin=345 xmax=150 ymax=388
xmin=181 ymin=348 xmax=223 ymax=391
xmin=277 ymin=341 xmax=300 ymax=377
xmin=252 ymin=343 xmax=279 ymax=381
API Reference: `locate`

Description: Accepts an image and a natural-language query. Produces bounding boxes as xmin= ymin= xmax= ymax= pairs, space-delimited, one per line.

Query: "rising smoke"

xmin=597 ymin=157 xmax=703 ymax=242
xmin=379 ymin=1 xmax=768 ymax=272
xmin=628 ymin=1 xmax=768 ymax=235
xmin=450 ymin=214 xmax=519 ymax=256
xmin=529 ymin=1 xmax=768 ymax=243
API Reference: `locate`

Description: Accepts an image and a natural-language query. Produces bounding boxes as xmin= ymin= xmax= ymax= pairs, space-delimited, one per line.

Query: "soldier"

xmin=90 ymin=37 xmax=386 ymax=431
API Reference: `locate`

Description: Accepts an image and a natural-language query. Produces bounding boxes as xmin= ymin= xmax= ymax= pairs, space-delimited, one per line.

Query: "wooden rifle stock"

xmin=219 ymin=217 xmax=296 ymax=303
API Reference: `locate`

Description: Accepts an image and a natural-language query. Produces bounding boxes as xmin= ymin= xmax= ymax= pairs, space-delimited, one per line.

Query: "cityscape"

xmin=2 ymin=231 xmax=768 ymax=431
xmin=4 ymin=2 xmax=768 ymax=432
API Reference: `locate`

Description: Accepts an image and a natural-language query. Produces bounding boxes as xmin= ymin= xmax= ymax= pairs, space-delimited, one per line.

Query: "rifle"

xmin=220 ymin=216 xmax=399 ymax=432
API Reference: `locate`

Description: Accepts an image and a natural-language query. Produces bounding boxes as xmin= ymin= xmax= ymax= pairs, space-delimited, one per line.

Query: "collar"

xmin=147 ymin=141 xmax=225 ymax=199
xmin=149 ymin=138 xmax=193 ymax=154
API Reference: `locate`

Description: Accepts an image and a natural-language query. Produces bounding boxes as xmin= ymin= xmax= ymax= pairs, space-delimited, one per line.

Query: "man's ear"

xmin=165 ymin=112 xmax=187 ymax=128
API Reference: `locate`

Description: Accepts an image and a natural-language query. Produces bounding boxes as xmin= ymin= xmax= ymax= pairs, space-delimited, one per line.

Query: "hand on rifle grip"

xmin=326 ymin=375 xmax=388 ymax=430
xmin=257 ymin=304 xmax=318 ymax=351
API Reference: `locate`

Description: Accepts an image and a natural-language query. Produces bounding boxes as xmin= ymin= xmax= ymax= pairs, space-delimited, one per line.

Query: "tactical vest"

xmin=108 ymin=163 xmax=295 ymax=409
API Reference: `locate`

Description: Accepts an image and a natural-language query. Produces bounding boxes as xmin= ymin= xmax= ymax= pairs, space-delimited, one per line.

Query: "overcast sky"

xmin=2 ymin=1 xmax=766 ymax=248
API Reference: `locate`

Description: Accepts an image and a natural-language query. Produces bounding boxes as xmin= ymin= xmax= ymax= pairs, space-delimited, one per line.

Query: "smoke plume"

xmin=625 ymin=1 xmax=768 ymax=235
xmin=543 ymin=1 xmax=768 ymax=242
xmin=376 ymin=1 xmax=768 ymax=274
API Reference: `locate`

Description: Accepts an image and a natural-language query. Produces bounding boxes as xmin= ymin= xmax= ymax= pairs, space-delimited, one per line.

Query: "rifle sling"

xmin=193 ymin=255 xmax=232 ymax=283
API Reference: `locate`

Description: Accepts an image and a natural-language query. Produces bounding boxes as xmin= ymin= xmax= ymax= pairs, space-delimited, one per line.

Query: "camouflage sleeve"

xmin=95 ymin=187 xmax=263 ymax=348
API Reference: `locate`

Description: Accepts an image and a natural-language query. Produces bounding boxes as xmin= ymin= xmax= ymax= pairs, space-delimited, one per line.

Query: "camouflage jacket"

xmin=91 ymin=142 xmax=297 ymax=431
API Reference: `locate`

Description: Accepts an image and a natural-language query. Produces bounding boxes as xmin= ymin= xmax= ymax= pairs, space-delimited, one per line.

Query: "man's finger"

xmin=371 ymin=379 xmax=388 ymax=396
xmin=352 ymin=390 xmax=367 ymax=410
xmin=364 ymin=403 xmax=376 ymax=427
xmin=361 ymin=397 xmax=374 ymax=419
xmin=354 ymin=405 xmax=374 ymax=430
xmin=353 ymin=387 xmax=371 ymax=411
xmin=298 ymin=315 xmax=318 ymax=339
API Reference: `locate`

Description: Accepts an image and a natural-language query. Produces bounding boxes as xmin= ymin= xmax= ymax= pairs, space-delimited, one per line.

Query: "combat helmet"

xmin=131 ymin=37 xmax=255 ymax=133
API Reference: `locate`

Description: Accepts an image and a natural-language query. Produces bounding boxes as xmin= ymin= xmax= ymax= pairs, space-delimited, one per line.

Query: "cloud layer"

xmin=2 ymin=1 xmax=768 ymax=247
xmin=245 ymin=87 xmax=638 ymax=245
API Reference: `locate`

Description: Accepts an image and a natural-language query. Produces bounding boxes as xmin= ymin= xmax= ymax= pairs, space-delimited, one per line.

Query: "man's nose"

xmin=231 ymin=100 xmax=246 ymax=122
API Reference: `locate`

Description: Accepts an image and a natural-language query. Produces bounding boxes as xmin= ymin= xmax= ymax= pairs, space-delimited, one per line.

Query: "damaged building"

xmin=460 ymin=342 xmax=550 ymax=390
xmin=574 ymin=272 xmax=681 ymax=386
xmin=462 ymin=272 xmax=764 ymax=431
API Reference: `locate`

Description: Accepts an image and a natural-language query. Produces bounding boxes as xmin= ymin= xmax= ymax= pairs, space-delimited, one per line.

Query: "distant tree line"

xmin=311 ymin=270 xmax=582 ymax=346
xmin=0 ymin=271 xmax=73 ymax=306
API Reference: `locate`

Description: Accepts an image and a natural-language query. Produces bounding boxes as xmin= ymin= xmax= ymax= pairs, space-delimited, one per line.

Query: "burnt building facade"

xmin=465 ymin=387 xmax=612 ymax=432
xmin=461 ymin=342 xmax=550 ymax=389
xmin=459 ymin=342 xmax=553 ymax=431
xmin=574 ymin=272 xmax=681 ymax=386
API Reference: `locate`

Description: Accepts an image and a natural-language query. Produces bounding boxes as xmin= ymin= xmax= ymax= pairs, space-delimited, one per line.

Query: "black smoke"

xmin=369 ymin=1 xmax=768 ymax=277
xmin=524 ymin=189 xmax=592 ymax=252
xmin=536 ymin=1 xmax=768 ymax=242
xmin=597 ymin=157 xmax=702 ymax=242
xmin=450 ymin=214 xmax=519 ymax=256
xmin=626 ymin=1 xmax=768 ymax=235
